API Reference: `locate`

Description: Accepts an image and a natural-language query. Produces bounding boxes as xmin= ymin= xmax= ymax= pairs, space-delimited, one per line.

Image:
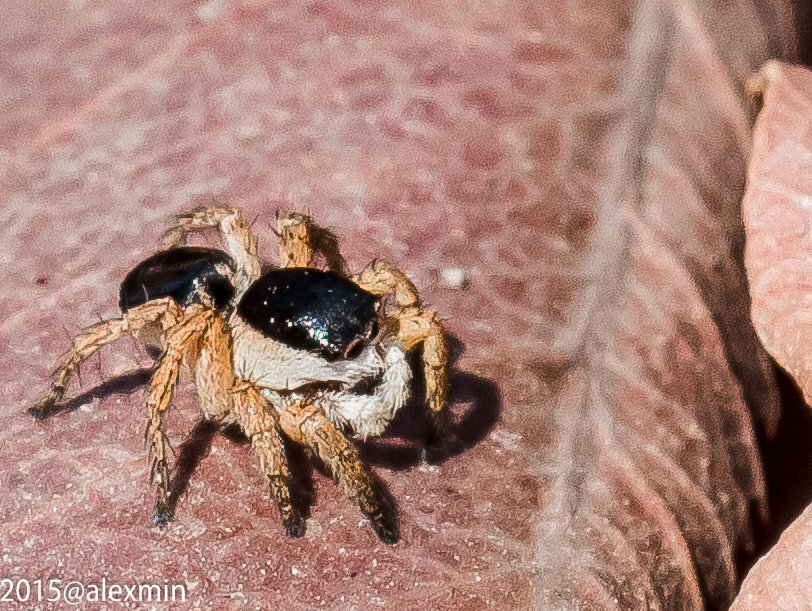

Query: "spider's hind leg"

xmin=30 ymin=298 xmax=182 ymax=420
xmin=163 ymin=204 xmax=262 ymax=295
xmin=276 ymin=212 xmax=346 ymax=273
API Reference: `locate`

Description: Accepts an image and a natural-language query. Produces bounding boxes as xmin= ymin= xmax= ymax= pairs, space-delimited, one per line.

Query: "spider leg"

xmin=146 ymin=306 xmax=211 ymax=526
xmin=396 ymin=307 xmax=449 ymax=451
xmin=276 ymin=212 xmax=346 ymax=273
xmin=193 ymin=310 xmax=234 ymax=420
xmin=352 ymin=259 xmax=421 ymax=308
xmin=279 ymin=401 xmax=398 ymax=543
xmin=353 ymin=261 xmax=449 ymax=455
xmin=30 ymin=298 xmax=182 ymax=419
xmin=230 ymin=380 xmax=304 ymax=537
xmin=162 ymin=203 xmax=262 ymax=295
xmin=188 ymin=310 xmax=304 ymax=536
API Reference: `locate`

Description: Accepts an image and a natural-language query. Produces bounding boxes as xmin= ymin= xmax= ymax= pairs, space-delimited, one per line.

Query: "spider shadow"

xmin=358 ymin=334 xmax=501 ymax=470
xmin=164 ymin=419 xmax=219 ymax=515
xmin=165 ymin=423 xmax=400 ymax=532
xmin=161 ymin=421 xmax=317 ymax=523
xmin=30 ymin=367 xmax=156 ymax=419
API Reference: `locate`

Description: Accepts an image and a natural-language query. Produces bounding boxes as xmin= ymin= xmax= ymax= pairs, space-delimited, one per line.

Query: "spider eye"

xmin=343 ymin=337 xmax=365 ymax=360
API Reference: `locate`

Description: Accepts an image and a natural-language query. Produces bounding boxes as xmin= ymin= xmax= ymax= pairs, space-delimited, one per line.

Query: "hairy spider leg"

xmin=398 ymin=307 xmax=448 ymax=444
xmin=191 ymin=311 xmax=303 ymax=536
xmin=279 ymin=401 xmax=398 ymax=543
xmin=193 ymin=311 xmax=234 ymax=419
xmin=146 ymin=305 xmax=212 ymax=525
xmin=162 ymin=203 xmax=262 ymax=296
xmin=352 ymin=261 xmax=449 ymax=446
xmin=276 ymin=212 xmax=347 ymax=273
xmin=230 ymin=380 xmax=303 ymax=537
xmin=352 ymin=259 xmax=421 ymax=308
xmin=29 ymin=298 xmax=183 ymax=419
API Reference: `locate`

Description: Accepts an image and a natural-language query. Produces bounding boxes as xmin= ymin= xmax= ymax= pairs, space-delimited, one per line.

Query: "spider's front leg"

xmin=230 ymin=381 xmax=304 ymax=537
xmin=353 ymin=261 xmax=449 ymax=457
xmin=163 ymin=203 xmax=262 ymax=295
xmin=279 ymin=401 xmax=398 ymax=543
xmin=401 ymin=307 xmax=448 ymax=450
xmin=191 ymin=312 xmax=303 ymax=536
xmin=30 ymin=298 xmax=182 ymax=420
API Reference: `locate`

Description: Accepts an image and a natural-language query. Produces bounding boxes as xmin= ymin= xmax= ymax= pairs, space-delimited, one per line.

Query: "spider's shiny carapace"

xmin=120 ymin=246 xmax=379 ymax=361
xmin=238 ymin=267 xmax=379 ymax=361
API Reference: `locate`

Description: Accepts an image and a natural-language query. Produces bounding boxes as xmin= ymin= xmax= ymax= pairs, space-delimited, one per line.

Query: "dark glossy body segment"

xmin=120 ymin=247 xmax=235 ymax=311
xmin=237 ymin=268 xmax=378 ymax=360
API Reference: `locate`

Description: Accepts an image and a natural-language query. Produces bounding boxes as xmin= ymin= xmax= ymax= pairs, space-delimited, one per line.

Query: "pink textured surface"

xmin=731 ymin=504 xmax=812 ymax=611
xmin=744 ymin=61 xmax=812 ymax=407
xmin=734 ymin=61 xmax=812 ymax=611
xmin=0 ymin=1 xmax=799 ymax=609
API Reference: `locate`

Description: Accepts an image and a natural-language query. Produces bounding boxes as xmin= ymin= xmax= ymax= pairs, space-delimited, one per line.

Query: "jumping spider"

xmin=29 ymin=205 xmax=448 ymax=543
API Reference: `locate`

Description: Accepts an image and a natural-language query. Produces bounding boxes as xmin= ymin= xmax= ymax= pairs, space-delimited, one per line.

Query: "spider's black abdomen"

xmin=120 ymin=247 xmax=236 ymax=311
xmin=237 ymin=268 xmax=378 ymax=360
